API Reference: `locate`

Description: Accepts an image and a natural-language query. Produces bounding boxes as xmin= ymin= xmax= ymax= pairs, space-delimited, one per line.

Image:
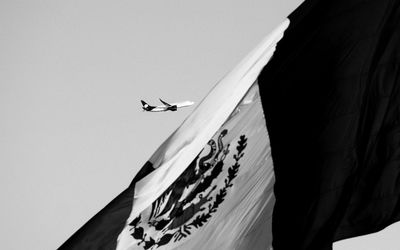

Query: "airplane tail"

xmin=141 ymin=100 xmax=149 ymax=110
xmin=141 ymin=100 xmax=155 ymax=111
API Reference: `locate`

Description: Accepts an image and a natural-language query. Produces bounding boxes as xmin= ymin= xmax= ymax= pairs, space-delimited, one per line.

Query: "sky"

xmin=0 ymin=1 xmax=399 ymax=249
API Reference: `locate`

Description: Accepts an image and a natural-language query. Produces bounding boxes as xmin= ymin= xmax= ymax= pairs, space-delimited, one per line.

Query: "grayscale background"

xmin=1 ymin=0 xmax=399 ymax=249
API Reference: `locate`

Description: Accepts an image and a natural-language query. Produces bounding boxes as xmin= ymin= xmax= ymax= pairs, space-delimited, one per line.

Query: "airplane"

xmin=141 ymin=98 xmax=194 ymax=112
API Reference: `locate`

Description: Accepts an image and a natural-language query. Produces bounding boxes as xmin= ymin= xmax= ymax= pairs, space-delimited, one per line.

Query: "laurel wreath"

xmin=130 ymin=134 xmax=248 ymax=250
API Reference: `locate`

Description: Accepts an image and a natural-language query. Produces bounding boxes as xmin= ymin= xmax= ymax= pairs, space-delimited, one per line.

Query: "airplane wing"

xmin=159 ymin=98 xmax=172 ymax=107
xmin=158 ymin=98 xmax=194 ymax=109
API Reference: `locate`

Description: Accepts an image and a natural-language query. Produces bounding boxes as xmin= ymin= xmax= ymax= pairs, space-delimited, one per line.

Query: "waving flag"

xmin=60 ymin=0 xmax=400 ymax=249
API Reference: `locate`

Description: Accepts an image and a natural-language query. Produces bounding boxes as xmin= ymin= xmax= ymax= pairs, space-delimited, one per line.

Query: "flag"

xmin=59 ymin=20 xmax=289 ymax=250
xmin=60 ymin=0 xmax=400 ymax=249
xmin=258 ymin=0 xmax=400 ymax=249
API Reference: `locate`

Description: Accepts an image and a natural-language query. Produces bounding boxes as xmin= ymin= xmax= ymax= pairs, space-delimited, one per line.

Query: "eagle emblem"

xmin=128 ymin=130 xmax=248 ymax=249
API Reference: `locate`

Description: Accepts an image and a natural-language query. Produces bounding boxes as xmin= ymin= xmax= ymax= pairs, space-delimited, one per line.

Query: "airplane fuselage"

xmin=143 ymin=105 xmax=177 ymax=112
xmin=141 ymin=99 xmax=194 ymax=112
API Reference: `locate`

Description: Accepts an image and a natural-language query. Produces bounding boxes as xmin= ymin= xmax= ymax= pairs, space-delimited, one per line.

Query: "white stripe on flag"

xmin=117 ymin=19 xmax=290 ymax=250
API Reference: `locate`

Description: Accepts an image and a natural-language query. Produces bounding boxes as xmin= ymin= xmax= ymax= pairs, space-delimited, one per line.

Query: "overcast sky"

xmin=1 ymin=1 xmax=399 ymax=249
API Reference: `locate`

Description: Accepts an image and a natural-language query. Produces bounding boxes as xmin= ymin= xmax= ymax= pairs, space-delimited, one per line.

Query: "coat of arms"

xmin=128 ymin=129 xmax=248 ymax=249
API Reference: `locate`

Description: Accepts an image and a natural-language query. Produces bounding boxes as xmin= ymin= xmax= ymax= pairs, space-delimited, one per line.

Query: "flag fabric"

xmin=258 ymin=0 xmax=400 ymax=249
xmin=60 ymin=0 xmax=400 ymax=249
xmin=59 ymin=20 xmax=289 ymax=250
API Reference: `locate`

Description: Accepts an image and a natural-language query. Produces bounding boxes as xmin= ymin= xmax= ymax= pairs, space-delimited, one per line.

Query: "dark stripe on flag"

xmin=259 ymin=0 xmax=400 ymax=249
